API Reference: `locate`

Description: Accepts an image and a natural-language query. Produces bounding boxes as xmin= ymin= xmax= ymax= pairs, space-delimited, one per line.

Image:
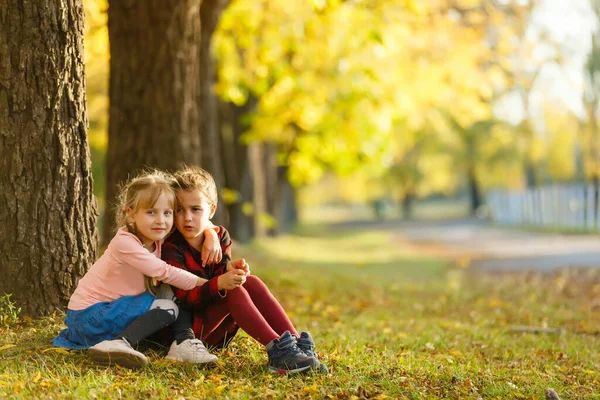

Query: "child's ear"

xmin=125 ymin=207 xmax=134 ymax=222
xmin=209 ymin=204 xmax=217 ymax=219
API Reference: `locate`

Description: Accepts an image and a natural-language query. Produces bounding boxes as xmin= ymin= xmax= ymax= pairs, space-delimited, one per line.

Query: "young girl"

xmin=53 ymin=170 xmax=222 ymax=369
xmin=161 ymin=166 xmax=328 ymax=374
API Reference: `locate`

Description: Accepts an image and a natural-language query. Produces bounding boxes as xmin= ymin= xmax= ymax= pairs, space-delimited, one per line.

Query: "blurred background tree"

xmin=81 ymin=0 xmax=597 ymax=241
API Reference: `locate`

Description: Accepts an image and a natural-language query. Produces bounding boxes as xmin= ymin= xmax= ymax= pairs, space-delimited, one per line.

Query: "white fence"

xmin=486 ymin=184 xmax=600 ymax=232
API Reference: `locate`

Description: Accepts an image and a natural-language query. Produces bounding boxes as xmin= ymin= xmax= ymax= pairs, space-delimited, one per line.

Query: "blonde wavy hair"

xmin=115 ymin=169 xmax=177 ymax=233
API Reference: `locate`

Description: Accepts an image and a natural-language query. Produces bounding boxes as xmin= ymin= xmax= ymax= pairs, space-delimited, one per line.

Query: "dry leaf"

xmin=42 ymin=347 xmax=71 ymax=354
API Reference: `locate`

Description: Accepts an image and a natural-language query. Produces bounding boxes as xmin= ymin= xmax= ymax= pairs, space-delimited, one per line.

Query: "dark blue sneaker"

xmin=297 ymin=331 xmax=329 ymax=374
xmin=266 ymin=331 xmax=318 ymax=374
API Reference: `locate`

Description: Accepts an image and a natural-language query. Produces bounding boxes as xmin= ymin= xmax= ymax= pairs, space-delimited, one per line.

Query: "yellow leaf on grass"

xmin=303 ymin=383 xmax=318 ymax=394
xmin=212 ymin=385 xmax=227 ymax=395
xmin=42 ymin=348 xmax=71 ymax=354
xmin=583 ymin=369 xmax=596 ymax=374
xmin=209 ymin=374 xmax=226 ymax=383
xmin=0 ymin=381 xmax=10 ymax=387
xmin=193 ymin=375 xmax=205 ymax=387
xmin=0 ymin=344 xmax=15 ymax=351
xmin=32 ymin=372 xmax=41 ymax=383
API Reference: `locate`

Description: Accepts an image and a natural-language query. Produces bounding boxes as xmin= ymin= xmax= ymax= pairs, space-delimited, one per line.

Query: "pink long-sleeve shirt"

xmin=68 ymin=229 xmax=199 ymax=310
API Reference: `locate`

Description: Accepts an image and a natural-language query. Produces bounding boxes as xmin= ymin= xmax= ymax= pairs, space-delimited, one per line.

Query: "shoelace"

xmin=188 ymin=339 xmax=208 ymax=351
xmin=298 ymin=339 xmax=314 ymax=350
xmin=277 ymin=337 xmax=304 ymax=356
xmin=120 ymin=338 xmax=134 ymax=349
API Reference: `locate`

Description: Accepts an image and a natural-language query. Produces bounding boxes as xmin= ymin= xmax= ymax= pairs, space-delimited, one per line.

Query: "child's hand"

xmin=217 ymin=269 xmax=246 ymax=290
xmin=226 ymin=258 xmax=250 ymax=276
xmin=201 ymin=228 xmax=222 ymax=266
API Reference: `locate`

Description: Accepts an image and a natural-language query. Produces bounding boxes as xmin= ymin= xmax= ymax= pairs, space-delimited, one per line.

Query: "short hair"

xmin=173 ymin=165 xmax=218 ymax=206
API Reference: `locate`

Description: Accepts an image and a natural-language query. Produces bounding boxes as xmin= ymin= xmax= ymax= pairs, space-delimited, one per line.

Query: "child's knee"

xmin=245 ymin=275 xmax=264 ymax=287
xmin=151 ymin=299 xmax=179 ymax=320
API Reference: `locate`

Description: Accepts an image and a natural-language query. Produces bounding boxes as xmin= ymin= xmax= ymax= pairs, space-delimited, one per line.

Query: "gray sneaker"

xmin=88 ymin=338 xmax=148 ymax=369
xmin=297 ymin=331 xmax=329 ymax=374
xmin=266 ymin=331 xmax=318 ymax=374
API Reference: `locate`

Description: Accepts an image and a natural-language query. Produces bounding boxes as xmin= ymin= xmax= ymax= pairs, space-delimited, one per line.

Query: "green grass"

xmin=1 ymin=222 xmax=600 ymax=399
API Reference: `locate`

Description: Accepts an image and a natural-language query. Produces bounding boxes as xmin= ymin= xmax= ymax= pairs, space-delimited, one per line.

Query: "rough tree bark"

xmin=104 ymin=0 xmax=201 ymax=244
xmin=0 ymin=0 xmax=98 ymax=316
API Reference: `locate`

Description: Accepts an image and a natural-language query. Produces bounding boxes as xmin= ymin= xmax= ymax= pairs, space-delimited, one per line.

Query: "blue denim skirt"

xmin=52 ymin=292 xmax=155 ymax=349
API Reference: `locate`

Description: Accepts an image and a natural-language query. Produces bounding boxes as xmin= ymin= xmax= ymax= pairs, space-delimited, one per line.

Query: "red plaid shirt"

xmin=161 ymin=227 xmax=232 ymax=311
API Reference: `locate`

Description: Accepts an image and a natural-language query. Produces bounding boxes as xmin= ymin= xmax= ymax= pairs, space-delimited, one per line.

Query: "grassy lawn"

xmin=1 ymin=221 xmax=600 ymax=399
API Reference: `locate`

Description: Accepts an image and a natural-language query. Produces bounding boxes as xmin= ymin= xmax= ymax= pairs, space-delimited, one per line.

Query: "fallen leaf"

xmin=42 ymin=348 xmax=71 ymax=354
xmin=211 ymin=384 xmax=227 ymax=395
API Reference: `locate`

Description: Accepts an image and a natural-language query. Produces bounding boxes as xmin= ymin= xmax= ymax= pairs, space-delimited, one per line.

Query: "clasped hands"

xmin=217 ymin=258 xmax=250 ymax=290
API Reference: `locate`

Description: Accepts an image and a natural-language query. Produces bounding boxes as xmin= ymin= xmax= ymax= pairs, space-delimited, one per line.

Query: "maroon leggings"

xmin=199 ymin=275 xmax=298 ymax=346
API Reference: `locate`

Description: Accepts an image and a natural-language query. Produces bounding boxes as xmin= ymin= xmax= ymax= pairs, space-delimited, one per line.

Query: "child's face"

xmin=129 ymin=192 xmax=174 ymax=248
xmin=175 ymin=189 xmax=216 ymax=245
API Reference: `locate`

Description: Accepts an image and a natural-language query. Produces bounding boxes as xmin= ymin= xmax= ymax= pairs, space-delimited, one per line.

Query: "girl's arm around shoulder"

xmin=206 ymin=226 xmax=233 ymax=277
xmin=111 ymin=232 xmax=201 ymax=291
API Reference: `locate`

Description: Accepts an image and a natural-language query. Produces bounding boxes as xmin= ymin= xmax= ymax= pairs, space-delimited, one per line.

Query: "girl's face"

xmin=175 ymin=189 xmax=216 ymax=249
xmin=129 ymin=192 xmax=174 ymax=248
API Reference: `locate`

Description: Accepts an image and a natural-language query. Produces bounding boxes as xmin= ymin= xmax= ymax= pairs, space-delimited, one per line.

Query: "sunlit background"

xmin=84 ymin=0 xmax=600 ymax=231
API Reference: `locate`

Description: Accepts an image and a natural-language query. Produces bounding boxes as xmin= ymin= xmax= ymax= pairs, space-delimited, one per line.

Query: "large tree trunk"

xmin=0 ymin=0 xmax=98 ymax=316
xmin=104 ymin=1 xmax=201 ymax=244
xmin=199 ymin=0 xmax=229 ymax=225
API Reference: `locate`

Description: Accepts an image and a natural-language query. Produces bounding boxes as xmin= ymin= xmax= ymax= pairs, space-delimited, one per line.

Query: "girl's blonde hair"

xmin=115 ymin=170 xmax=177 ymax=233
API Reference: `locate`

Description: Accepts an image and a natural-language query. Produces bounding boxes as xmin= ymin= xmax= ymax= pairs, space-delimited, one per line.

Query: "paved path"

xmin=391 ymin=218 xmax=600 ymax=271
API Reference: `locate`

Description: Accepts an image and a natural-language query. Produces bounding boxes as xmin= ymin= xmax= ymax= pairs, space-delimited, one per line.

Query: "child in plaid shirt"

xmin=162 ymin=166 xmax=327 ymax=374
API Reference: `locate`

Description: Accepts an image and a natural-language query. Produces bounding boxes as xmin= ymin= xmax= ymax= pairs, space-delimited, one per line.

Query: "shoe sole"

xmin=88 ymin=348 xmax=148 ymax=369
xmin=268 ymin=364 xmax=314 ymax=374
xmin=165 ymin=355 xmax=219 ymax=366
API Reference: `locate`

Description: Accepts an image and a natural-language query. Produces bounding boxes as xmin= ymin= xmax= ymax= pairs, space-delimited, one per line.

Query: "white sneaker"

xmin=165 ymin=338 xmax=218 ymax=364
xmin=88 ymin=338 xmax=148 ymax=369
